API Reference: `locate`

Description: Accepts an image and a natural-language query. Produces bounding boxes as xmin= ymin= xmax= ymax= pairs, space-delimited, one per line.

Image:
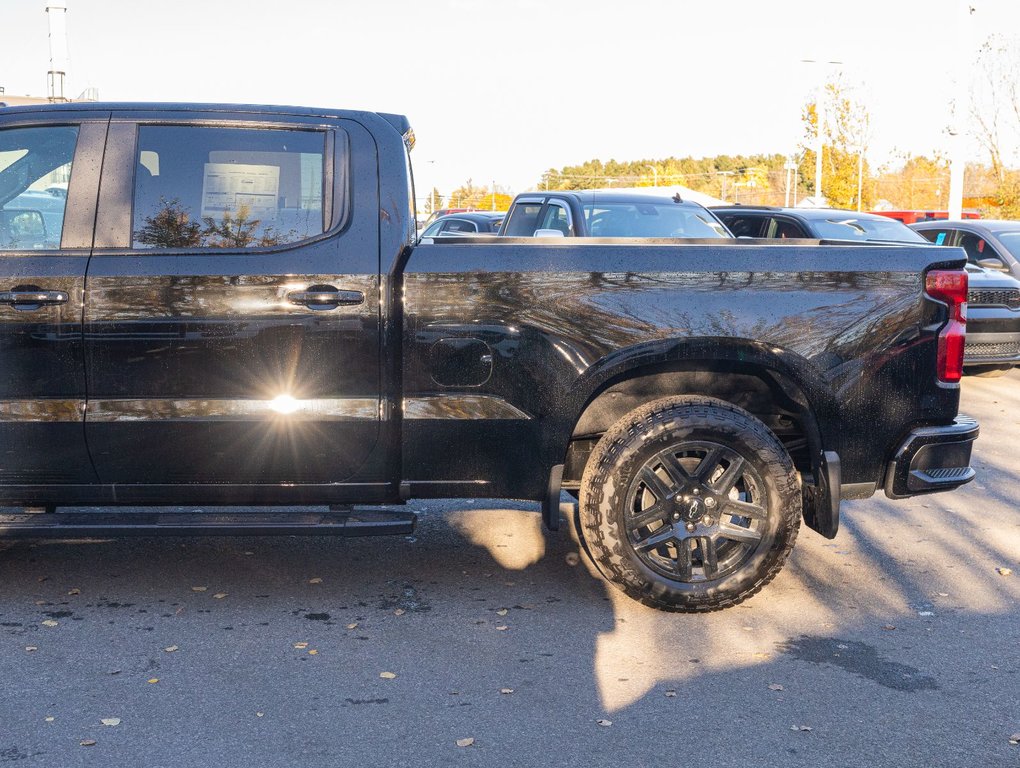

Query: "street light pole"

xmin=645 ymin=165 xmax=658 ymax=187
xmin=802 ymin=59 xmax=842 ymax=206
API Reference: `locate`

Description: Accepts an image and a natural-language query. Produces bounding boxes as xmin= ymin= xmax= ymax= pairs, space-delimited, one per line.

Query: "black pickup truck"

xmin=0 ymin=102 xmax=978 ymax=611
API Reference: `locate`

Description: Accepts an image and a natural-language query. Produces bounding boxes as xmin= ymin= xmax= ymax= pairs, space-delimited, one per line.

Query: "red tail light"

xmin=925 ymin=270 xmax=968 ymax=383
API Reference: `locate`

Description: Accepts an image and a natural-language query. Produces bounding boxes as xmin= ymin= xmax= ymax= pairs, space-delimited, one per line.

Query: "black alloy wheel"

xmin=579 ymin=395 xmax=801 ymax=612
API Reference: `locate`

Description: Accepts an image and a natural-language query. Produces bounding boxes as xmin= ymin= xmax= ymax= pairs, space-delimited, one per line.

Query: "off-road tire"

xmin=578 ymin=395 xmax=801 ymax=612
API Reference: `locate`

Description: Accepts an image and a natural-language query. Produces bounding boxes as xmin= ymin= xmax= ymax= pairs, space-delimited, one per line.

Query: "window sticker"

xmin=201 ymin=163 xmax=280 ymax=220
xmin=935 ymin=232 xmax=946 ymax=245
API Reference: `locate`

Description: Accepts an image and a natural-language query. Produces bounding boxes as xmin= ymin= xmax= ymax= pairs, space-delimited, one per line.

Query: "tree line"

xmin=427 ymin=35 xmax=1019 ymax=218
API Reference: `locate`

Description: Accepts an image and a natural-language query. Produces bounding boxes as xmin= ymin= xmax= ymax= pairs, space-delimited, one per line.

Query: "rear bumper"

xmin=883 ymin=416 xmax=979 ymax=500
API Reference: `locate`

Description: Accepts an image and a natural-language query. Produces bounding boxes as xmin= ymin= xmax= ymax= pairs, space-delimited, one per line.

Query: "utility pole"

xmin=802 ymin=59 xmax=842 ymax=206
xmin=948 ymin=0 xmax=975 ymax=219
xmin=645 ymin=165 xmax=658 ymax=187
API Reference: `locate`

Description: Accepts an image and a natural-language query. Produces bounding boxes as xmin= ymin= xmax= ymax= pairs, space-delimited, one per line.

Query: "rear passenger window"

xmin=719 ymin=215 xmax=766 ymax=238
xmin=132 ymin=126 xmax=335 ymax=249
xmin=771 ymin=218 xmax=808 ymax=238
xmin=443 ymin=219 xmax=477 ymax=233
xmin=918 ymin=229 xmax=951 ymax=246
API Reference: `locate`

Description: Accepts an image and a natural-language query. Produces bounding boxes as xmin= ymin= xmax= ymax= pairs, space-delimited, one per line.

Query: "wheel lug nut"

xmin=685 ymin=523 xmax=696 ymax=532
xmin=704 ymin=497 xmax=716 ymax=509
xmin=704 ymin=517 xmax=714 ymax=526
xmin=672 ymin=512 xmax=681 ymax=521
xmin=692 ymin=488 xmax=700 ymax=495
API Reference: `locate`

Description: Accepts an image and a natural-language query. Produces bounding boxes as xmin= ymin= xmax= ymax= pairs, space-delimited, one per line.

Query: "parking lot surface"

xmin=1 ymin=371 xmax=1018 ymax=767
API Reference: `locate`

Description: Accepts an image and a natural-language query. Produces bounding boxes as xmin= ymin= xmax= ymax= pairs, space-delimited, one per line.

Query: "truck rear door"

xmin=0 ymin=113 xmax=107 ymax=488
xmin=83 ymin=111 xmax=382 ymax=488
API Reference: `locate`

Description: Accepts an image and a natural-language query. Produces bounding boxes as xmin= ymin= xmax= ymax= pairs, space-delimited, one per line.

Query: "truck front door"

xmin=83 ymin=114 xmax=381 ymax=490
xmin=0 ymin=116 xmax=106 ymax=490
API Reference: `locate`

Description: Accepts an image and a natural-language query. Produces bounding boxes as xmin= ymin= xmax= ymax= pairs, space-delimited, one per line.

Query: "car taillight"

xmin=925 ymin=269 xmax=968 ymax=383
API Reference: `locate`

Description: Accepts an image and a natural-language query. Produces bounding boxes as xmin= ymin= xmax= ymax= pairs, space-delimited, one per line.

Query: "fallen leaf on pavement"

xmin=456 ymin=738 xmax=474 ymax=747
xmin=791 ymin=725 xmax=813 ymax=732
xmin=308 ymin=649 xmax=318 ymax=656
xmin=997 ymin=568 xmax=1013 ymax=576
xmin=256 ymin=712 xmax=264 ymax=718
xmin=308 ymin=578 xmax=322 ymax=584
xmin=597 ymin=719 xmax=612 ymax=727
xmin=500 ymin=688 xmax=514 ymax=695
xmin=80 ymin=739 xmax=96 ymax=747
xmin=44 ymin=717 xmax=54 ymax=722
xmin=882 ymin=625 xmax=896 ymax=631
xmin=213 ymin=593 xmax=228 ymax=599
xmin=25 ymin=646 xmax=37 ymax=652
xmin=665 ymin=690 xmax=677 ymax=698
xmin=394 ymin=609 xmax=405 ymax=616
xmin=147 ymin=678 xmax=159 ymax=684
xmin=164 ymin=645 xmax=179 ymax=653
xmin=496 ymin=625 xmax=509 ymax=631
xmin=768 ymin=684 xmax=784 ymax=691
xmin=1009 ymin=733 xmax=1020 ymax=745
xmin=68 ymin=588 xmax=80 ymax=596
xmin=346 ymin=623 xmax=358 ymax=630
xmin=191 ymin=586 xmax=207 ymax=592
xmin=496 ymin=609 xmax=508 ymax=616
xmin=100 ymin=718 xmax=120 ymax=727
xmin=41 ymin=620 xmax=58 ymax=627
xmin=380 ymin=671 xmax=396 ymax=679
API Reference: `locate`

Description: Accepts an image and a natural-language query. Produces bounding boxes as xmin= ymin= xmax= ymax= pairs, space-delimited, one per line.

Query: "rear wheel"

xmin=578 ymin=396 xmax=801 ymax=612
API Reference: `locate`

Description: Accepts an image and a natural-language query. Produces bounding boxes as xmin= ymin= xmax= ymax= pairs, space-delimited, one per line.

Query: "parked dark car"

xmin=712 ymin=205 xmax=931 ymax=243
xmin=956 ymin=263 xmax=1020 ymax=376
xmin=499 ymin=189 xmax=732 ymax=238
xmin=419 ymin=211 xmax=504 ymax=239
xmin=911 ymin=219 xmax=1020 ymax=280
xmin=0 ymin=101 xmax=978 ymax=613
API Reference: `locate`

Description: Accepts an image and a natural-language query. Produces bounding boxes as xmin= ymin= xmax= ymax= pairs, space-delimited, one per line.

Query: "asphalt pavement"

xmin=1 ymin=371 xmax=1018 ymax=767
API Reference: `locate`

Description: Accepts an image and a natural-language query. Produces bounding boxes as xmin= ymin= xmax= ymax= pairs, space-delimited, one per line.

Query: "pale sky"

xmin=3 ymin=0 xmax=1019 ymax=199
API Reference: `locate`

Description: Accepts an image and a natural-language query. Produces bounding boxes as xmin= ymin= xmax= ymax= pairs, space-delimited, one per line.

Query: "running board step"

xmin=0 ymin=509 xmax=416 ymax=538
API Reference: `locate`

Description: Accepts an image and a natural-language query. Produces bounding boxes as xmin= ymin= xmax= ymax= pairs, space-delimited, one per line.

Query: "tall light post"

xmin=784 ymin=157 xmax=799 ymax=207
xmin=802 ymin=59 xmax=842 ymax=206
xmin=645 ymin=165 xmax=658 ymax=187
xmin=947 ymin=0 xmax=975 ymax=219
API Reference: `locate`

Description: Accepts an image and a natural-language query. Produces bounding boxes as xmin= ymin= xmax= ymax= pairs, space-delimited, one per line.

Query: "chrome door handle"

xmin=287 ymin=288 xmax=365 ymax=308
xmin=0 ymin=290 xmax=69 ymax=306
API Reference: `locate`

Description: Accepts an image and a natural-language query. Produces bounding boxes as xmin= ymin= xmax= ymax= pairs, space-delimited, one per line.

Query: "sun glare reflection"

xmin=269 ymin=394 xmax=300 ymax=414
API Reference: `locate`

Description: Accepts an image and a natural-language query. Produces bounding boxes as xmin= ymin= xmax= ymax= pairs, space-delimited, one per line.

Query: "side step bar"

xmin=0 ymin=508 xmax=416 ymax=539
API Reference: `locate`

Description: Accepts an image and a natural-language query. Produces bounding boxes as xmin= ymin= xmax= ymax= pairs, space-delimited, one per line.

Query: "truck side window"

xmin=131 ymin=125 xmax=333 ymax=249
xmin=502 ymin=202 xmax=544 ymax=237
xmin=0 ymin=126 xmax=78 ymax=251
xmin=719 ymin=214 xmax=766 ymax=238
xmin=539 ymin=202 xmax=571 ymax=235
xmin=770 ymin=218 xmax=808 ymax=239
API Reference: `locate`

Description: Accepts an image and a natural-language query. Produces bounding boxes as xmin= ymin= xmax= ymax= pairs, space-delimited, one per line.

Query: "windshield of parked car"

xmin=583 ymin=202 xmax=730 ymax=238
xmin=992 ymin=232 xmax=1020 ymax=261
xmin=810 ymin=216 xmax=927 ymax=242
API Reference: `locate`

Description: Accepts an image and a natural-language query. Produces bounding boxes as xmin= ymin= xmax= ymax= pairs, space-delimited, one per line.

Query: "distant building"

xmin=0 ymin=88 xmax=98 ymax=108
